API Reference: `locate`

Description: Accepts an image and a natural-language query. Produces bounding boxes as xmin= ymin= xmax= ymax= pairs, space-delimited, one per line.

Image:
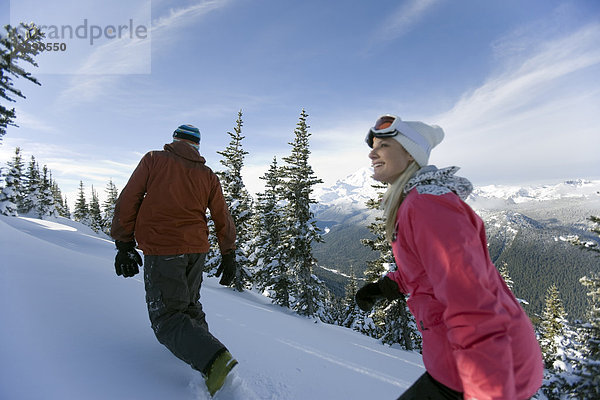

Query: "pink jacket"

xmin=387 ymin=188 xmax=543 ymax=400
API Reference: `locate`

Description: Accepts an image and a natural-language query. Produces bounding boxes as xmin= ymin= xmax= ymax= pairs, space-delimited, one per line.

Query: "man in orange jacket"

xmin=111 ymin=124 xmax=238 ymax=396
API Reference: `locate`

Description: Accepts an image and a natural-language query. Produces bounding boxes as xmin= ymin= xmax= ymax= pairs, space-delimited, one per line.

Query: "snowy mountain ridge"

xmin=313 ymin=168 xmax=600 ymax=211
xmin=313 ymin=167 xmax=380 ymax=210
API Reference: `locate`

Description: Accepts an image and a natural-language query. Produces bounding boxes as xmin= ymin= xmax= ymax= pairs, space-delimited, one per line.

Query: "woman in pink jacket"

xmin=355 ymin=115 xmax=543 ymax=400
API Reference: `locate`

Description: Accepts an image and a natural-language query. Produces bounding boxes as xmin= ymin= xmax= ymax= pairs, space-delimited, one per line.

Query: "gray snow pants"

xmin=143 ymin=253 xmax=226 ymax=374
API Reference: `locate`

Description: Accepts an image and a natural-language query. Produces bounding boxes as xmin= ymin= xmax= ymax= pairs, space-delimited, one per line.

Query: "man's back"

xmin=111 ymin=140 xmax=235 ymax=255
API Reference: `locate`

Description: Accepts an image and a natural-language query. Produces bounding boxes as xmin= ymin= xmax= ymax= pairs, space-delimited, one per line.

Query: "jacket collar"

xmin=404 ymin=165 xmax=473 ymax=200
xmin=164 ymin=140 xmax=206 ymax=164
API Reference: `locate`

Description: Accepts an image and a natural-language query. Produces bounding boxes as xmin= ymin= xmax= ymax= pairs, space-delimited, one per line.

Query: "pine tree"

xmin=538 ymin=285 xmax=578 ymax=368
xmin=5 ymin=147 xmax=25 ymax=209
xmin=539 ymin=284 xmax=566 ymax=368
xmin=359 ymin=182 xmax=421 ymax=350
xmin=50 ymin=178 xmax=68 ymax=218
xmin=570 ymin=274 xmax=600 ymax=398
xmin=38 ymin=165 xmax=57 ymax=218
xmin=361 ymin=182 xmax=392 ymax=282
xmin=1 ymin=23 xmax=43 ymax=140
xmin=102 ymin=180 xmax=118 ymax=235
xmin=88 ymin=186 xmax=103 ymax=232
xmin=62 ymin=195 xmax=71 ymax=219
xmin=498 ymin=261 xmax=529 ymax=306
xmin=561 ymin=217 xmax=600 ymax=398
xmin=498 ymin=261 xmax=514 ymax=290
xmin=327 ymin=292 xmax=347 ymax=326
xmin=215 ymin=110 xmax=254 ymax=291
xmin=280 ymin=109 xmax=327 ymax=318
xmin=341 ymin=268 xmax=362 ymax=328
xmin=537 ymin=284 xmax=580 ymax=398
xmin=21 ymin=155 xmax=41 ymax=215
xmin=251 ymin=157 xmax=292 ymax=307
xmin=73 ymin=181 xmax=89 ymax=224
xmin=0 ymin=163 xmax=19 ymax=216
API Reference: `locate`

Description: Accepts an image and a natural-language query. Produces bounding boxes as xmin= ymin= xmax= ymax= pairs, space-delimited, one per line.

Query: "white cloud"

xmin=431 ymin=23 xmax=600 ymax=183
xmin=10 ymin=109 xmax=59 ymax=133
xmin=369 ymin=0 xmax=441 ymax=44
xmin=57 ymin=0 xmax=232 ymax=106
xmin=152 ymin=0 xmax=230 ymax=34
xmin=292 ymin=22 xmax=600 ymax=189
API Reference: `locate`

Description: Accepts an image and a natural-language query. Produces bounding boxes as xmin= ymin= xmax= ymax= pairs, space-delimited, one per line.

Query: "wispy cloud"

xmin=11 ymin=109 xmax=60 ymax=133
xmin=57 ymin=0 xmax=232 ymax=106
xmin=368 ymin=0 xmax=441 ymax=45
xmin=431 ymin=22 xmax=600 ymax=182
xmin=152 ymin=0 xmax=230 ymax=34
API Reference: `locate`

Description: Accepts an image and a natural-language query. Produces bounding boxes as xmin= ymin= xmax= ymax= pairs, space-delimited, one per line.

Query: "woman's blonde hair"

xmin=381 ymin=161 xmax=420 ymax=242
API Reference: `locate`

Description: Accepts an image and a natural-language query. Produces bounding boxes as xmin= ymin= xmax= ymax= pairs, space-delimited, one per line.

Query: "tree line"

xmin=0 ymin=146 xmax=119 ymax=235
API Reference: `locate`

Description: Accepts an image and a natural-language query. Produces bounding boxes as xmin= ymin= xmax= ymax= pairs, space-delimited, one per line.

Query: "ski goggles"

xmin=365 ymin=114 xmax=430 ymax=153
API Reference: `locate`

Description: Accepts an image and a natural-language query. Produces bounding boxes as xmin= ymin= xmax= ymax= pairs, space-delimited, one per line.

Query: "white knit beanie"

xmin=392 ymin=120 xmax=444 ymax=166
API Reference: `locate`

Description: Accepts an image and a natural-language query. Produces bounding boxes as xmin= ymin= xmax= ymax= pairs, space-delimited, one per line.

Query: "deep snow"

xmin=0 ymin=215 xmax=424 ymax=400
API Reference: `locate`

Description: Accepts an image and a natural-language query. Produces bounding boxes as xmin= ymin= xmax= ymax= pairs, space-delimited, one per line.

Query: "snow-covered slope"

xmin=0 ymin=215 xmax=424 ymax=400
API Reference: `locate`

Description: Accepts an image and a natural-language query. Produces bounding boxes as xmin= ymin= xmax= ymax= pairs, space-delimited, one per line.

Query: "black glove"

xmin=114 ymin=240 xmax=142 ymax=278
xmin=355 ymin=276 xmax=402 ymax=311
xmin=355 ymin=282 xmax=383 ymax=311
xmin=379 ymin=276 xmax=402 ymax=301
xmin=216 ymin=252 xmax=236 ymax=286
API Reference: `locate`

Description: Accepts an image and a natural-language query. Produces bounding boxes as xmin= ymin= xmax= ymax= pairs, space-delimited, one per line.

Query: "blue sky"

xmin=1 ymin=0 xmax=599 ymax=204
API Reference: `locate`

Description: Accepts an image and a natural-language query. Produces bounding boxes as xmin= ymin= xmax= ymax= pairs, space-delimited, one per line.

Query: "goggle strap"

xmin=368 ymin=119 xmax=431 ymax=154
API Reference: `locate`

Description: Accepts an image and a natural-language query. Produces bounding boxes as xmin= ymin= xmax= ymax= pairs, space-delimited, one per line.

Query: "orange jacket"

xmin=111 ymin=140 xmax=236 ymax=256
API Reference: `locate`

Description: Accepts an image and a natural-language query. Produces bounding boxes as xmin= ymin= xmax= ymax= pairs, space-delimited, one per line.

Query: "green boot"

xmin=204 ymin=350 xmax=238 ymax=396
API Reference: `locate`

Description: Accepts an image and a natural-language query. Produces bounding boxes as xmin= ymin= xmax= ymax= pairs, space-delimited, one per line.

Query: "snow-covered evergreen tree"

xmin=215 ymin=110 xmax=254 ymax=291
xmin=50 ymin=178 xmax=69 ymax=218
xmin=280 ymin=109 xmax=327 ymax=318
xmin=0 ymin=164 xmax=19 ymax=216
xmin=569 ymin=274 xmax=600 ymax=399
xmin=204 ymin=212 xmax=220 ymax=275
xmin=340 ymin=269 xmax=362 ymax=328
xmin=21 ymin=156 xmax=42 ymax=215
xmin=38 ymin=165 xmax=57 ymax=218
xmin=251 ymin=157 xmax=292 ymax=307
xmin=537 ymin=284 xmax=580 ymax=399
xmin=359 ymin=182 xmax=421 ymax=350
xmin=380 ymin=299 xmax=422 ymax=351
xmin=102 ymin=180 xmax=118 ymax=235
xmin=4 ymin=147 xmax=25 ymax=212
xmin=61 ymin=195 xmax=71 ymax=219
xmin=72 ymin=181 xmax=90 ymax=224
xmin=361 ymin=183 xmax=391 ymax=282
xmin=0 ymin=23 xmax=43 ymax=141
xmin=539 ymin=284 xmax=570 ymax=368
xmin=88 ymin=186 xmax=103 ymax=233
xmin=326 ymin=292 xmax=346 ymax=326
xmin=498 ymin=261 xmax=529 ymax=306
xmin=498 ymin=261 xmax=514 ymax=290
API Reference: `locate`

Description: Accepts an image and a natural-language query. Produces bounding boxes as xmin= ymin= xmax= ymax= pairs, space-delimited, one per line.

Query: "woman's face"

xmin=369 ymin=137 xmax=413 ymax=183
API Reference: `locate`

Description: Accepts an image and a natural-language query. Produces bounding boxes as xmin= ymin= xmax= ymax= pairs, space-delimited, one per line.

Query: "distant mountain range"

xmin=311 ymin=168 xmax=600 ymax=320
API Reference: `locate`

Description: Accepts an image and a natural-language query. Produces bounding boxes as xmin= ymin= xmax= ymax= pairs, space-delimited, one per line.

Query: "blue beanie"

xmin=173 ymin=124 xmax=200 ymax=144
